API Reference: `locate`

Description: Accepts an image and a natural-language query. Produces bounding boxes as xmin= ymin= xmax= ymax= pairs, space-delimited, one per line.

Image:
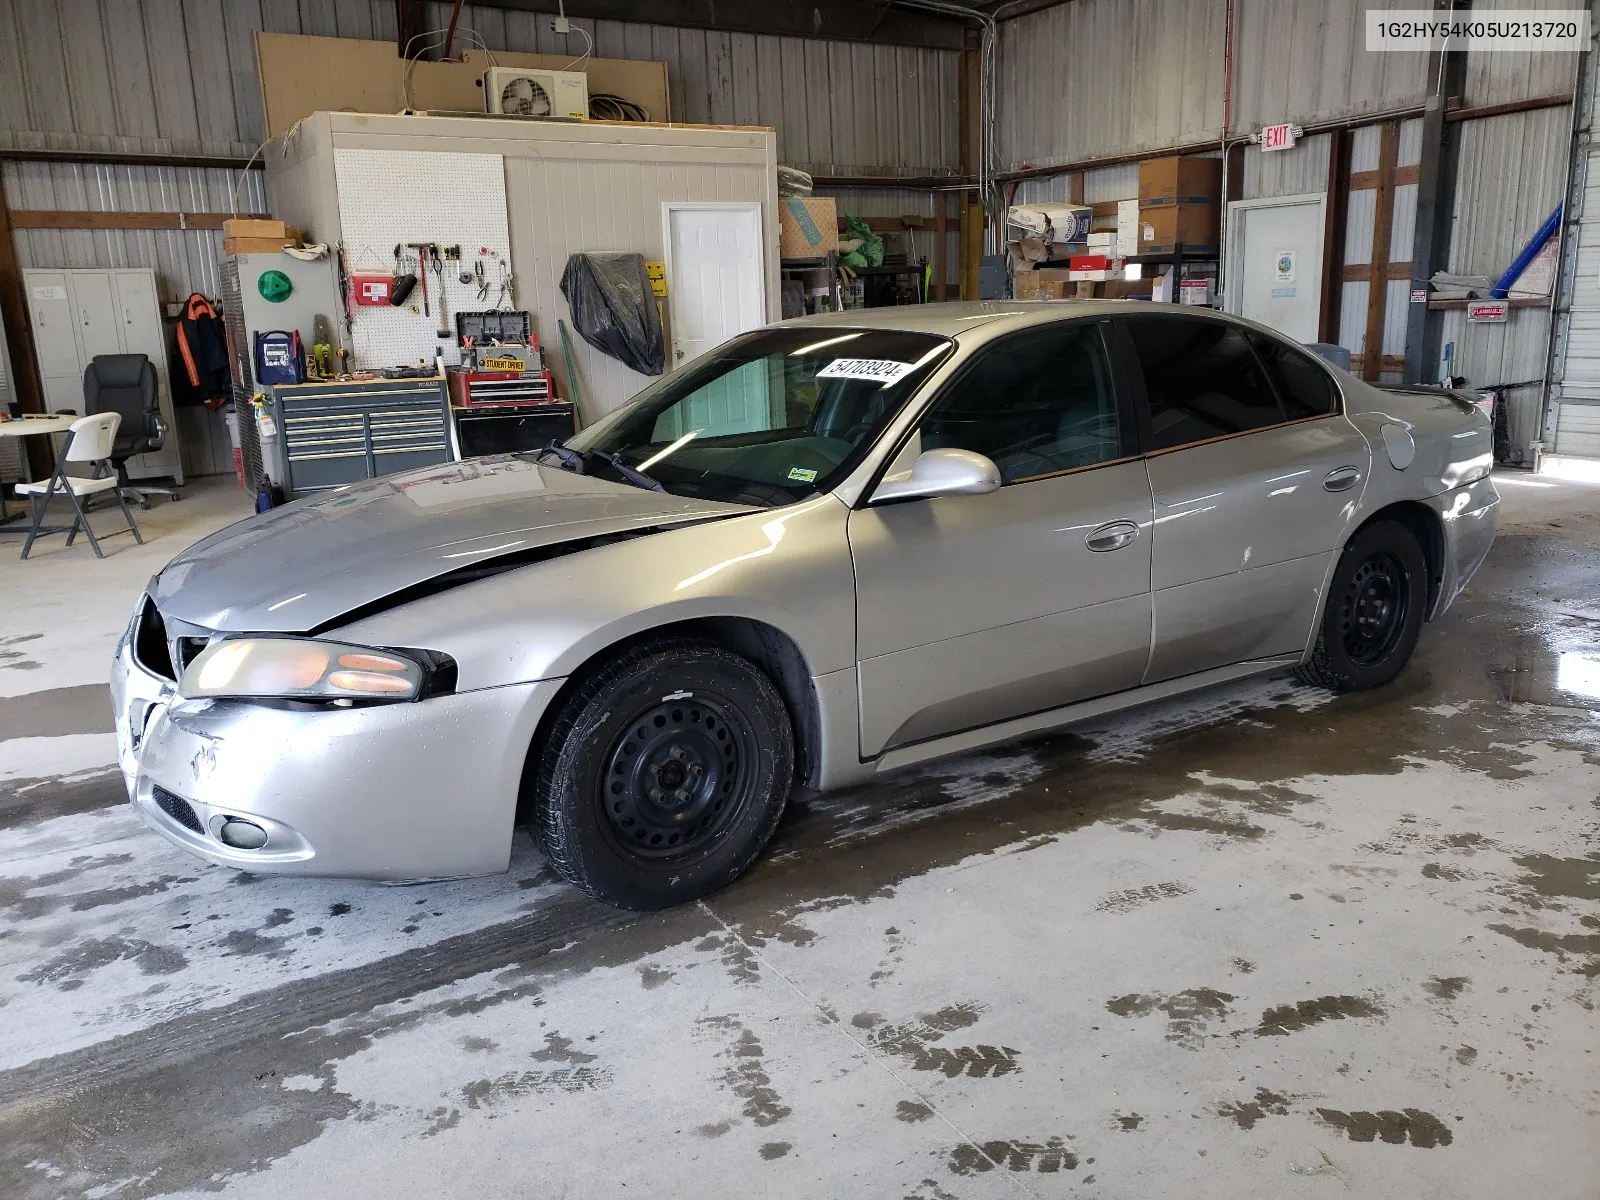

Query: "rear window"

xmin=1125 ymin=316 xmax=1285 ymax=450
xmin=1248 ymin=332 xmax=1340 ymax=419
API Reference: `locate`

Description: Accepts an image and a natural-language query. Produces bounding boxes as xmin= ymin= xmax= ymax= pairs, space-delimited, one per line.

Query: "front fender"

xmin=332 ymin=494 xmax=856 ymax=690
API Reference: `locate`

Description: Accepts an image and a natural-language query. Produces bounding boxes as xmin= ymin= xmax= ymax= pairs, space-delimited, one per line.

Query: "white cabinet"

xmin=24 ymin=268 xmax=185 ymax=484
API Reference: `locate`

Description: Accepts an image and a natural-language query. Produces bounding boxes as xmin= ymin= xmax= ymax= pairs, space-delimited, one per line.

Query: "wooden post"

xmin=1319 ymin=127 xmax=1350 ymax=346
xmin=0 ymin=177 xmax=50 ymax=477
xmin=960 ymin=193 xmax=983 ymax=300
xmin=1362 ymin=121 xmax=1399 ymax=381
xmin=1069 ymin=172 xmax=1084 ymax=205
xmin=934 ymin=195 xmax=949 ymax=301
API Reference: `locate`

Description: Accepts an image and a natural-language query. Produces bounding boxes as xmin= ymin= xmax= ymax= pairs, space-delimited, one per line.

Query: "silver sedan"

xmin=111 ymin=302 xmax=1498 ymax=908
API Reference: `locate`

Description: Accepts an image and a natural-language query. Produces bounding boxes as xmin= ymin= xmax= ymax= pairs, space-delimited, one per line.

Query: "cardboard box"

xmin=1086 ymin=232 xmax=1117 ymax=249
xmin=779 ymin=197 xmax=839 ymax=259
xmin=1069 ymin=254 xmax=1110 ymax=272
xmin=1006 ymin=203 xmax=1091 ymax=245
xmin=1100 ymin=278 xmax=1154 ymax=299
xmin=224 ymin=236 xmax=295 ymax=255
xmin=1069 ymin=269 xmax=1115 ymax=281
xmin=1139 ymin=156 xmax=1223 ymax=207
xmin=1117 ymin=199 xmax=1141 ymax=257
xmin=1179 ymin=279 xmax=1214 ymax=306
xmin=223 ymin=218 xmax=286 ymax=239
xmin=1073 ymin=281 xmax=1097 ymax=299
xmin=1138 ymin=203 xmax=1220 ymax=255
xmin=1013 ymin=270 xmax=1041 ymax=300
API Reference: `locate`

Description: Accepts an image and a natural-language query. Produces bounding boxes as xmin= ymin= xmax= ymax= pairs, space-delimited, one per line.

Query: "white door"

xmin=67 ymin=272 xmax=122 ymax=363
xmin=1227 ymin=194 xmax=1326 ymax=343
xmin=663 ymin=203 xmax=766 ymax=371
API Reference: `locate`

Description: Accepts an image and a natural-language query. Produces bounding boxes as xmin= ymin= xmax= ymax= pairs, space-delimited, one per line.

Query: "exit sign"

xmin=1261 ymin=123 xmax=1297 ymax=152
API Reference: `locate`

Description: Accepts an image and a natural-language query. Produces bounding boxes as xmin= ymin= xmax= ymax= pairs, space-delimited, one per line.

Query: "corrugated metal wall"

xmin=1443 ymin=105 xmax=1572 ymax=456
xmin=998 ymin=0 xmax=1225 ymax=170
xmin=1229 ymin=0 xmax=1429 ymax=133
xmin=999 ymin=0 xmax=1575 ymax=172
xmin=2 ymin=161 xmax=263 ymax=476
xmin=421 ymin=4 xmax=959 ymax=178
xmin=4 ymin=162 xmax=266 ymax=300
xmin=1242 ymin=133 xmax=1332 ymax=201
xmin=1463 ymin=0 xmax=1582 ymax=105
xmin=0 ymin=1 xmax=957 ymax=177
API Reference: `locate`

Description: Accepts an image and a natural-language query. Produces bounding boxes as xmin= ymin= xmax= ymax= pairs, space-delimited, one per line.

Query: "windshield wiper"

xmin=538 ymin=440 xmax=664 ymax=492
xmin=583 ymin=448 xmax=666 ymax=492
xmin=538 ymin=442 xmax=587 ymax=473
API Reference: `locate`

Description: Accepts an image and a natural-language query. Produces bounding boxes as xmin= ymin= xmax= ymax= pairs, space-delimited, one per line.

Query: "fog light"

xmin=218 ymin=818 xmax=268 ymax=850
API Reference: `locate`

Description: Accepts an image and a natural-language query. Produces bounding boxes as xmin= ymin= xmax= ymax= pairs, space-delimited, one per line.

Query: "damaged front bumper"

xmin=111 ymin=610 xmax=563 ymax=881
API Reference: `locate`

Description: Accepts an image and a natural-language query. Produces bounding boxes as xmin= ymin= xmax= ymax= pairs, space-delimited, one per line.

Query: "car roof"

xmin=775 ymin=299 xmax=1186 ymax=338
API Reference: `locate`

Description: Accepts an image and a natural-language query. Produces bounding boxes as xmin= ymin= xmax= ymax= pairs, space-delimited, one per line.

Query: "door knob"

xmin=1085 ymin=520 xmax=1139 ymax=552
xmin=1323 ymin=466 xmax=1362 ymax=492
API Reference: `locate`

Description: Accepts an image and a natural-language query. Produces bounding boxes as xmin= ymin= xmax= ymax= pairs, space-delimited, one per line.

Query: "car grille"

xmin=151 ymin=784 xmax=204 ymax=834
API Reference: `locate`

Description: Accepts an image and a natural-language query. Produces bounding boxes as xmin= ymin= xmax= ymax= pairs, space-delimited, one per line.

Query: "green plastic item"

xmin=841 ymin=250 xmax=869 ymax=269
xmin=558 ymin=318 xmax=584 ymax=429
xmin=844 ymin=216 xmax=884 ymax=268
xmin=257 ymin=269 xmax=293 ymax=303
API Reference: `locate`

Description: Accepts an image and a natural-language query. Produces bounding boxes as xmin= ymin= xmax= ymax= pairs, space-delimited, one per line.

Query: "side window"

xmin=918 ymin=324 xmax=1123 ymax=484
xmin=1126 ymin=317 xmax=1285 ymax=450
xmin=1247 ymin=332 xmax=1340 ymax=419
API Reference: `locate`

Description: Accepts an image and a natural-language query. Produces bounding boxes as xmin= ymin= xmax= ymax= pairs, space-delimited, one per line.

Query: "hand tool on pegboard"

xmin=406 ymin=243 xmax=432 ymax=316
xmin=432 ymin=248 xmax=450 ymax=340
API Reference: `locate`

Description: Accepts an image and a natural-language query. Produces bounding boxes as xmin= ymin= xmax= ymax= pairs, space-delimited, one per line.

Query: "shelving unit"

xmin=779 ymin=251 xmax=842 ymax=313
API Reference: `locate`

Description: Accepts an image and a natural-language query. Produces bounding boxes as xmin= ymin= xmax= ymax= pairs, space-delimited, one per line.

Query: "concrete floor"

xmin=1 ymin=471 xmax=1597 ymax=1200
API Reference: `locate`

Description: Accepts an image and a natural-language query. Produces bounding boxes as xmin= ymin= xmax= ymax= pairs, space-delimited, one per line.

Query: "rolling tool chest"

xmin=445 ymin=311 xmax=573 ymax=455
xmin=269 ymin=377 xmax=452 ymax=497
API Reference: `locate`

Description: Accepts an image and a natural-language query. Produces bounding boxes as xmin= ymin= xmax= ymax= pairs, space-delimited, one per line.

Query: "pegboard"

xmin=333 ymin=148 xmax=514 ymax=370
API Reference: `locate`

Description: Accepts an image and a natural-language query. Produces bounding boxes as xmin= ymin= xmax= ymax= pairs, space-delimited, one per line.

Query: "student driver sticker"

xmin=787 ymin=466 xmax=818 ymax=482
xmin=815 ymin=358 xmax=917 ymax=384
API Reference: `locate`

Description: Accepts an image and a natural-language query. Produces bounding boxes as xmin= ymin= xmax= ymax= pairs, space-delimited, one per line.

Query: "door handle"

xmin=1323 ymin=466 xmax=1362 ymax=492
xmin=1085 ymin=520 xmax=1139 ymax=552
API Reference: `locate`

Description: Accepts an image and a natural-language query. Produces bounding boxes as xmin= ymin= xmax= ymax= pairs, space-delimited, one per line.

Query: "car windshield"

xmin=563 ymin=327 xmax=953 ymax=506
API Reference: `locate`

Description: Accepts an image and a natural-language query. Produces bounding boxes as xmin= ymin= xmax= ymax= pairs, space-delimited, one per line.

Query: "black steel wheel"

xmin=1339 ymin=551 xmax=1410 ymax=666
xmin=1297 ymin=519 xmax=1428 ymax=692
xmin=597 ymin=693 xmax=760 ymax=864
xmin=531 ymin=638 xmax=793 ymax=910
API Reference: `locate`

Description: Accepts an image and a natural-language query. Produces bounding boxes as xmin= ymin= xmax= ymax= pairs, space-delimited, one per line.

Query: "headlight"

xmin=178 ymin=638 xmax=424 ymax=703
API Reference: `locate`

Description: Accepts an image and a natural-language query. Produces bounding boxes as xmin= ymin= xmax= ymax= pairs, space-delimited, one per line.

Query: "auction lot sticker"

xmin=816 ymin=358 xmax=918 ymax=384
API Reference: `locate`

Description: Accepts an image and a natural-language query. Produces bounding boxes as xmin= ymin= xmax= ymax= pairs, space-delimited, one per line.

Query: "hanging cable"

xmin=561 ymin=21 xmax=594 ymax=72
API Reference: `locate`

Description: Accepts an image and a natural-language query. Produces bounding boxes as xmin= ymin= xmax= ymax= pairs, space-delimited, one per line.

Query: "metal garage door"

xmin=1550 ymin=34 xmax=1600 ymax=460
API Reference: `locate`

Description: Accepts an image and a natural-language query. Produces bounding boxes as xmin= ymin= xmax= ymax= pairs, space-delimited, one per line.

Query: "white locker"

xmin=23 ymin=267 xmax=185 ymax=485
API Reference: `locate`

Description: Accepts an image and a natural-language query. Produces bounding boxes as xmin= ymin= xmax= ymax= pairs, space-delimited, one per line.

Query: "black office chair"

xmin=83 ymin=354 xmax=179 ymax=507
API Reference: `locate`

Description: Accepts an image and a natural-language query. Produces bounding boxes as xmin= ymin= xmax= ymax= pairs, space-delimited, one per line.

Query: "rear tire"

xmin=531 ymin=638 xmax=793 ymax=910
xmin=1296 ymin=519 xmax=1428 ymax=692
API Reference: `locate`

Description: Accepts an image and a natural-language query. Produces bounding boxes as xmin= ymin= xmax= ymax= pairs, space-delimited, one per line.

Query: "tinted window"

xmin=918 ymin=323 xmax=1123 ymax=484
xmin=1248 ymin=332 xmax=1339 ymax=419
xmin=1126 ymin=317 xmax=1284 ymax=450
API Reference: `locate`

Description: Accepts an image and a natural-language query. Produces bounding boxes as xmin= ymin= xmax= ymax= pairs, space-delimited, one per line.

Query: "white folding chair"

xmin=15 ymin=412 xmax=144 ymax=560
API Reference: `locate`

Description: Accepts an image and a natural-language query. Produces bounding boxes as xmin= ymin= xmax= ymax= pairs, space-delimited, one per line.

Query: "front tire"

xmin=1296 ymin=519 xmax=1428 ymax=692
xmin=531 ymin=638 xmax=794 ymax=910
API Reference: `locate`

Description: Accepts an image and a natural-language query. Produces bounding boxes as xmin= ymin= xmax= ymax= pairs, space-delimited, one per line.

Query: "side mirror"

xmin=871 ymin=448 xmax=1001 ymax=504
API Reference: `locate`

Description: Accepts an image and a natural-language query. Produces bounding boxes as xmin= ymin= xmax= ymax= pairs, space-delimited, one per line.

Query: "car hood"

xmin=153 ymin=455 xmax=758 ymax=632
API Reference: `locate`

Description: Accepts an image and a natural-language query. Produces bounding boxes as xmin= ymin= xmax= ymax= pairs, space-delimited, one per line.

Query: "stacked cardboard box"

xmin=222 ymin=218 xmax=301 ymax=255
xmin=1136 ymin=156 xmax=1221 ymax=256
xmin=779 ymin=197 xmax=839 ymax=259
